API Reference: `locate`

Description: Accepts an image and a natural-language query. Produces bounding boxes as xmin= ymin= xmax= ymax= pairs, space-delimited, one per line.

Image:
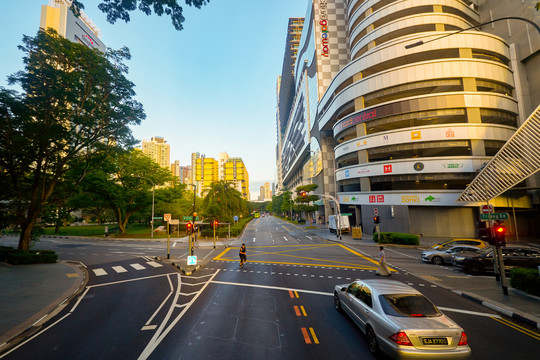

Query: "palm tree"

xmin=202 ymin=181 xmax=249 ymax=220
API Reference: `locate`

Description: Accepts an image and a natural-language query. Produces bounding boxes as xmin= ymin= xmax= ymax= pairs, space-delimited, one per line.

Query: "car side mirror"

xmin=341 ymin=287 xmax=347 ymax=292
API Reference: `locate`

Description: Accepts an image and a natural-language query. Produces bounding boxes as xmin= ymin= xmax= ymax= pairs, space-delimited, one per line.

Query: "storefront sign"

xmin=334 ymin=108 xmax=378 ymax=134
xmin=319 ymin=1 xmax=329 ymax=57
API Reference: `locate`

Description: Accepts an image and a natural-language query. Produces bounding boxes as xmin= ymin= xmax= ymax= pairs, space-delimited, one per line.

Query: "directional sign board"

xmin=480 ymin=213 xmax=509 ymax=220
xmin=341 ymin=213 xmax=353 ymax=216
xmin=187 ymin=255 xmax=197 ymax=266
xmin=183 ymin=216 xmax=200 ymax=221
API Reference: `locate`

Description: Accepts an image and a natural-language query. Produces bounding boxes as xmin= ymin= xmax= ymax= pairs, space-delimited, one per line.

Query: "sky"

xmin=0 ymin=0 xmax=309 ymax=199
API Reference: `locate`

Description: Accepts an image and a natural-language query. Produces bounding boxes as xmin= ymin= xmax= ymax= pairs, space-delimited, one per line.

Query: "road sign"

xmin=153 ymin=217 xmax=163 ymax=220
xmin=341 ymin=213 xmax=353 ymax=216
xmin=183 ymin=216 xmax=200 ymax=221
xmin=480 ymin=213 xmax=509 ymax=220
xmin=374 ymin=208 xmax=378 ymax=215
xmin=480 ymin=205 xmax=494 ymax=214
xmin=169 ymin=219 xmax=179 ymax=225
xmin=187 ymin=255 xmax=197 ymax=266
xmin=164 ymin=213 xmax=172 ymax=222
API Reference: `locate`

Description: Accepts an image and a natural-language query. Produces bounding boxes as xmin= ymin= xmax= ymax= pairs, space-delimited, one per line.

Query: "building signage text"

xmin=334 ymin=108 xmax=378 ymax=134
xmin=319 ymin=1 xmax=329 ymax=57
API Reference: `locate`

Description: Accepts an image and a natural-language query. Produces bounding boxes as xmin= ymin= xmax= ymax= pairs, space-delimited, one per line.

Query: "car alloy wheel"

xmin=432 ymin=256 xmax=444 ymax=265
xmin=366 ymin=326 xmax=379 ymax=355
xmin=334 ymin=292 xmax=342 ymax=312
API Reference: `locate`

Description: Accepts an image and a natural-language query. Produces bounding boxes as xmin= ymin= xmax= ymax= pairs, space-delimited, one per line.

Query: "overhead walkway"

xmin=457 ymin=105 xmax=540 ymax=202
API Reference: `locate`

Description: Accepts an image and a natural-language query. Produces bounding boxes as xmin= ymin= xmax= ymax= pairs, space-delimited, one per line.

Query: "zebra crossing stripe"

xmin=146 ymin=261 xmax=163 ymax=268
xmin=93 ymin=268 xmax=107 ymax=276
xmin=113 ymin=266 xmax=127 ymax=273
xmin=130 ymin=263 xmax=146 ymax=270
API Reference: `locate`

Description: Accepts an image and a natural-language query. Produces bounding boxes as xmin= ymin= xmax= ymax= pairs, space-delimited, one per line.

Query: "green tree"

xmin=0 ymin=29 xmax=144 ymax=250
xmin=71 ymin=0 xmax=210 ymax=31
xmin=271 ymin=193 xmax=284 ymax=215
xmin=280 ymin=191 xmax=294 ymax=219
xmin=294 ymin=184 xmax=319 ymax=223
xmin=202 ymin=181 xmax=249 ymax=221
xmin=79 ymin=149 xmax=175 ymax=234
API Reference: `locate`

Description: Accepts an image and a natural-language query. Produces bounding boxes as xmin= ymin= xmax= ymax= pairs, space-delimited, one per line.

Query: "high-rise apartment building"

xmin=276 ymin=17 xmax=305 ymax=194
xmin=171 ymin=161 xmax=191 ymax=184
xmin=277 ymin=0 xmax=539 ymax=237
xmin=141 ymin=137 xmax=170 ymax=169
xmin=191 ymin=152 xmax=250 ymax=200
xmin=40 ymin=0 xmax=106 ymax=52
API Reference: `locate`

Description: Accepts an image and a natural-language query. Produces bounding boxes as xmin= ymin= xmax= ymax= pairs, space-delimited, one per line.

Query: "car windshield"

xmin=379 ymin=294 xmax=442 ymax=317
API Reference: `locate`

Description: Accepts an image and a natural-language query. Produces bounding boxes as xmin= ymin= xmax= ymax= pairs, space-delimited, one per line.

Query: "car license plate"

xmin=422 ymin=337 xmax=448 ymax=345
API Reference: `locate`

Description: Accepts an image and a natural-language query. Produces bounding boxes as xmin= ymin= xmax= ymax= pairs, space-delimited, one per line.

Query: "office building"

xmin=40 ymin=0 xmax=106 ymax=52
xmin=277 ymin=0 xmax=539 ymax=236
xmin=141 ymin=137 xmax=170 ymax=169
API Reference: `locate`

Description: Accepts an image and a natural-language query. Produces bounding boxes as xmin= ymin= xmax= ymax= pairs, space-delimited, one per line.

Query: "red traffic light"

xmin=299 ymin=191 xmax=307 ymax=197
xmin=213 ymin=220 xmax=219 ymax=227
xmin=186 ymin=222 xmax=193 ymax=229
xmin=494 ymin=225 xmax=505 ymax=235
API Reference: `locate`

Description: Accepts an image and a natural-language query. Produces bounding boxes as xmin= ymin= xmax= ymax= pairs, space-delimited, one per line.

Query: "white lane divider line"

xmin=283 ymin=236 xmax=288 ymax=242
xmin=112 ymin=266 xmax=127 ymax=273
xmin=130 ymin=263 xmax=146 ymax=270
xmin=93 ymin=268 xmax=107 ymax=276
xmin=253 ymin=237 xmax=256 ymax=242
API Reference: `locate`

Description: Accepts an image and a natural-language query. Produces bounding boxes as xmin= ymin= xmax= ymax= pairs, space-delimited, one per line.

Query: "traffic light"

xmin=212 ymin=220 xmax=219 ymax=228
xmin=373 ymin=216 xmax=381 ymax=224
xmin=186 ymin=222 xmax=193 ymax=234
xmin=299 ymin=191 xmax=307 ymax=197
xmin=492 ymin=223 xmax=506 ymax=247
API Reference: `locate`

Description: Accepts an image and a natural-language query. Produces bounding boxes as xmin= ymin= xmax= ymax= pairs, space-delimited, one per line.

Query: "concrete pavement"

xmin=1 ymin=224 xmax=539 ymax=354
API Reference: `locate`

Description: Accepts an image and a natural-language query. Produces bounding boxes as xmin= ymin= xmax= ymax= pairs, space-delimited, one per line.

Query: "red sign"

xmin=377 ymin=195 xmax=385 ymax=202
xmin=480 ymin=205 xmax=494 ymax=214
xmin=383 ymin=165 xmax=392 ymax=173
xmin=369 ymin=195 xmax=376 ymax=203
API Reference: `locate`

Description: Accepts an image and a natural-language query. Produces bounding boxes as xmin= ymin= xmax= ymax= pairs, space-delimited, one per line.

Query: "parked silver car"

xmin=334 ymin=279 xmax=471 ymax=359
xmin=421 ymin=246 xmax=483 ymax=265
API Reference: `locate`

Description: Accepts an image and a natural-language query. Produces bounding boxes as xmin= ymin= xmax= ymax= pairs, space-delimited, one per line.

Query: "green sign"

xmin=183 ymin=216 xmax=200 ymax=221
xmin=153 ymin=217 xmax=163 ymax=220
xmin=341 ymin=213 xmax=353 ymax=216
xmin=480 ymin=213 xmax=509 ymax=220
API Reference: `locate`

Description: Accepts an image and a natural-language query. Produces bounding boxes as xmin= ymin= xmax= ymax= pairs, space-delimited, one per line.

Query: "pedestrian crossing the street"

xmin=91 ymin=257 xmax=163 ymax=277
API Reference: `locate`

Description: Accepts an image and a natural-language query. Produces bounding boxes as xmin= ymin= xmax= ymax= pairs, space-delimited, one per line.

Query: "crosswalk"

xmin=91 ymin=259 xmax=163 ymax=277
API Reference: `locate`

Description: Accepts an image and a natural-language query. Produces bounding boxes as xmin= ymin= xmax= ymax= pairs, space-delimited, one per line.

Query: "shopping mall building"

xmin=276 ymin=0 xmax=540 ymax=237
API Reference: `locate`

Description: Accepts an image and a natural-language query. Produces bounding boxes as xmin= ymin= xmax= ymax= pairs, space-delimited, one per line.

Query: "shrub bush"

xmin=374 ymin=232 xmax=420 ymax=245
xmin=1 ymin=247 xmax=58 ymax=265
xmin=510 ymin=268 xmax=540 ymax=296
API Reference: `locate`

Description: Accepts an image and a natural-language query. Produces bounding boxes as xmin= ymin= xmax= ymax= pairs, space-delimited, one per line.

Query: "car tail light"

xmin=389 ymin=331 xmax=413 ymax=346
xmin=458 ymin=331 xmax=468 ymax=346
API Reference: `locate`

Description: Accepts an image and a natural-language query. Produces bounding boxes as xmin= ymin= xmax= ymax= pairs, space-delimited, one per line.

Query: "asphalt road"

xmin=2 ymin=216 xmax=539 ymax=359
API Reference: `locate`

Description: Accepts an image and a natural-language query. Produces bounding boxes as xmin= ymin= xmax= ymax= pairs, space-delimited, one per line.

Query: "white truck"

xmin=328 ymin=215 xmax=351 ymax=234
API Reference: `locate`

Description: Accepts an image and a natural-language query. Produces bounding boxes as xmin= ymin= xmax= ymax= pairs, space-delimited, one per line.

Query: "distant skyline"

xmin=0 ymin=0 xmax=309 ymax=200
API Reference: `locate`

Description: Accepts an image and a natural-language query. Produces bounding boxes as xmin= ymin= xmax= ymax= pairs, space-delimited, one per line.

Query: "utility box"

xmin=352 ymin=227 xmax=362 ymax=239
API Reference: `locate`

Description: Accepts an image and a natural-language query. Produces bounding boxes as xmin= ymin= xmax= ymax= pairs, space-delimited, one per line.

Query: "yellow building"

xmin=223 ymin=157 xmax=250 ymax=200
xmin=194 ymin=155 xmax=219 ymax=197
xmin=141 ymin=137 xmax=170 ymax=169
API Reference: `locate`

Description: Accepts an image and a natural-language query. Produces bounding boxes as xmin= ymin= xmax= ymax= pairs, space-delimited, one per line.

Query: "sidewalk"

xmin=1 ymin=225 xmax=539 ymax=353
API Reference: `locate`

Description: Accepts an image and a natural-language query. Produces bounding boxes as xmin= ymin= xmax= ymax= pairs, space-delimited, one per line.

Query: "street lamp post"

xmin=134 ymin=175 xmax=155 ymax=238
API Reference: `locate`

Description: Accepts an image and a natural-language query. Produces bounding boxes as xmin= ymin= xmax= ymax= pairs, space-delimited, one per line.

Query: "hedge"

xmin=374 ymin=232 xmax=420 ymax=245
xmin=510 ymin=268 xmax=540 ymax=296
xmin=0 ymin=246 xmax=58 ymax=265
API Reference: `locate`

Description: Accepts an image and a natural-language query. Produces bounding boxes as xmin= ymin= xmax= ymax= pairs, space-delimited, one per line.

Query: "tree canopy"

xmin=0 ymin=29 xmax=145 ymax=250
xmin=71 ymin=0 xmax=210 ymax=31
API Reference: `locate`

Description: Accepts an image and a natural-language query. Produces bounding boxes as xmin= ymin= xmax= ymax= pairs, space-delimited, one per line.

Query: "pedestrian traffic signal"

xmin=373 ymin=216 xmax=381 ymax=224
xmin=492 ymin=223 xmax=506 ymax=247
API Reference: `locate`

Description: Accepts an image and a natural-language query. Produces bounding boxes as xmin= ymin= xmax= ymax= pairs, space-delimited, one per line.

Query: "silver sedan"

xmin=421 ymin=246 xmax=483 ymax=265
xmin=334 ymin=279 xmax=471 ymax=359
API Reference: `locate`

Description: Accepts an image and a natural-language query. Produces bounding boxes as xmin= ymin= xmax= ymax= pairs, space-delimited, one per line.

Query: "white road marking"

xmin=437 ymin=307 xmax=501 ymax=318
xmin=131 ymin=263 xmax=146 ymax=270
xmin=112 ymin=266 xmax=127 ymax=273
xmin=146 ymin=261 xmax=163 ymax=268
xmin=142 ymin=325 xmax=157 ymax=331
xmin=93 ymin=268 xmax=107 ymax=276
xmin=210 ymin=280 xmax=332 ymax=297
xmin=283 ymin=236 xmax=288 ymax=242
xmin=253 ymin=237 xmax=256 ymax=242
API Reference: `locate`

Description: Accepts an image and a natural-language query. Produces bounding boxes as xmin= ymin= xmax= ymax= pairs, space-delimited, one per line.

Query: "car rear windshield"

xmin=379 ymin=294 xmax=442 ymax=317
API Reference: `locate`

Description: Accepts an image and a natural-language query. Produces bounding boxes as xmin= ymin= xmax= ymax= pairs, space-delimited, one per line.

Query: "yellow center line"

xmin=491 ymin=317 xmax=540 ymax=340
xmin=309 ymin=327 xmax=319 ymax=344
xmin=300 ymin=306 xmax=307 ymax=317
